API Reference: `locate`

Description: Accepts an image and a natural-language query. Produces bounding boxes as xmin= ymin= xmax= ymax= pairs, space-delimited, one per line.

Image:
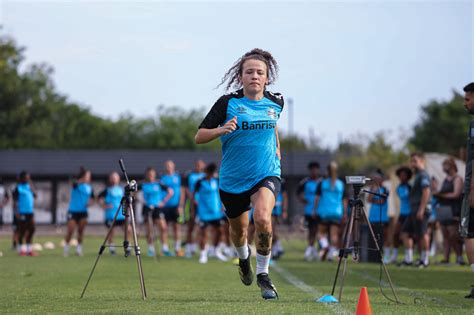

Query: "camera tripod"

xmin=80 ymin=159 xmax=147 ymax=300
xmin=328 ymin=183 xmax=399 ymax=303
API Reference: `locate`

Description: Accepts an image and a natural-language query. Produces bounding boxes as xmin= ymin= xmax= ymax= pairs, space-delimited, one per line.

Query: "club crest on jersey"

xmin=267 ymin=107 xmax=277 ymax=119
xmin=237 ymin=105 xmax=247 ymax=114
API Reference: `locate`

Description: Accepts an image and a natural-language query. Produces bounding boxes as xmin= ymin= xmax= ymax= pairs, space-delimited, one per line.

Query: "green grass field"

xmin=1 ymin=236 xmax=473 ymax=314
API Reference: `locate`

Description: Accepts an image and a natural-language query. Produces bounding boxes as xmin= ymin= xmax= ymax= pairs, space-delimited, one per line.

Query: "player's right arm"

xmin=195 ymin=96 xmax=237 ymax=144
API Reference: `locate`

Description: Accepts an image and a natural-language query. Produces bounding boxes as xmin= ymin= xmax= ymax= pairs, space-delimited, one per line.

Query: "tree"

xmin=409 ymin=91 xmax=468 ymax=155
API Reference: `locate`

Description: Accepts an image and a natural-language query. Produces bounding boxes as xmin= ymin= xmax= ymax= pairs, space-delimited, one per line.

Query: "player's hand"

xmin=178 ymin=205 xmax=184 ymax=217
xmin=416 ymin=210 xmax=424 ymax=221
xmin=220 ymin=116 xmax=238 ymax=135
xmin=282 ymin=211 xmax=288 ymax=220
xmin=158 ymin=202 xmax=164 ymax=208
xmin=276 ymin=148 xmax=281 ymax=160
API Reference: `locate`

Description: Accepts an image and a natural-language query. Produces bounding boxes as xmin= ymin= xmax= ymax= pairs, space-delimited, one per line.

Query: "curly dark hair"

xmin=218 ymin=48 xmax=279 ymax=91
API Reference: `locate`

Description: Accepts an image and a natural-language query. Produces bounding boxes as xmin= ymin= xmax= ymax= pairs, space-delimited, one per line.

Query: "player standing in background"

xmin=367 ymin=170 xmax=390 ymax=263
xmin=388 ymin=166 xmax=413 ymax=264
xmin=194 ymin=163 xmax=227 ymax=263
xmin=314 ymin=162 xmax=348 ymax=261
xmin=184 ymin=159 xmax=206 ymax=258
xmin=160 ymin=160 xmax=186 ymax=257
xmin=195 ymin=48 xmax=283 ymax=299
xmin=399 ymin=153 xmax=431 ymax=268
xmin=433 ymin=157 xmax=464 ymax=265
xmin=64 ymin=167 xmax=94 ymax=257
xmin=139 ymin=167 xmax=173 ymax=257
xmin=297 ymin=162 xmax=321 ymax=261
xmin=271 ymin=179 xmax=287 ymax=260
xmin=98 ymin=171 xmax=132 ymax=256
xmin=459 ymin=82 xmax=474 ymax=298
xmin=12 ymin=171 xmax=37 ymax=256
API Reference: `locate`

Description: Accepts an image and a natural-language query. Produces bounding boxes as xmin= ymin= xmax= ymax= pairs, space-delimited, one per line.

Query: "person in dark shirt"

xmin=460 ymin=82 xmax=474 ymax=298
xmin=400 ymin=153 xmax=431 ymax=268
xmin=433 ymin=157 xmax=464 ymax=265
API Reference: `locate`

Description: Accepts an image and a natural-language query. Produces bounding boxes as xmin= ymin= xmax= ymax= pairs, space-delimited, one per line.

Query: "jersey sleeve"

xmin=316 ymin=181 xmax=322 ymax=196
xmin=296 ymin=178 xmax=307 ymax=195
xmin=420 ymin=173 xmax=431 ymax=189
xmin=198 ymin=96 xmax=229 ymax=129
xmin=194 ymin=179 xmax=203 ymax=193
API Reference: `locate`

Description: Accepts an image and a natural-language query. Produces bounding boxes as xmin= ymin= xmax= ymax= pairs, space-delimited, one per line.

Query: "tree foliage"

xmin=409 ymin=92 xmax=468 ymax=155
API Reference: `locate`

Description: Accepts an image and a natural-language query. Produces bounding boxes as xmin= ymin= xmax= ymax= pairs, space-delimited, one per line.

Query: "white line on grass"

xmin=272 ymin=263 xmax=352 ymax=315
xmin=349 ymin=269 xmax=464 ymax=310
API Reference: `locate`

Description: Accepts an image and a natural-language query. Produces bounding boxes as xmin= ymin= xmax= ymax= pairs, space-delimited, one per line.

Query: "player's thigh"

xmin=228 ymin=211 xmax=249 ymax=234
xmin=251 ymin=187 xmax=276 ymax=224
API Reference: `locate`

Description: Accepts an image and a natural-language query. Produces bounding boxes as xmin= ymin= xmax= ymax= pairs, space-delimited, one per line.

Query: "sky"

xmin=0 ymin=0 xmax=473 ymax=148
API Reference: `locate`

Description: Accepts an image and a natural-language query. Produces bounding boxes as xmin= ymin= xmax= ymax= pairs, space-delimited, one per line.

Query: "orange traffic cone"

xmin=355 ymin=287 xmax=372 ymax=315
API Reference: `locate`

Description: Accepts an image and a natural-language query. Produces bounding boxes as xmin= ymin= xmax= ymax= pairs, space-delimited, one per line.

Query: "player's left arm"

xmin=417 ymin=187 xmax=430 ymax=220
xmin=275 ymin=126 xmax=281 ymax=160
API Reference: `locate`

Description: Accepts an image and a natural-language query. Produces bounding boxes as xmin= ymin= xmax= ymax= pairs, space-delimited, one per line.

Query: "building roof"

xmin=0 ymin=150 xmax=332 ymax=179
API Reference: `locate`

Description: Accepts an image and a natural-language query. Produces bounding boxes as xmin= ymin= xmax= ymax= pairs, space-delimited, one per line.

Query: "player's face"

xmin=310 ymin=167 xmax=319 ymax=177
xmin=410 ymin=156 xmax=424 ymax=170
xmin=83 ymin=171 xmax=91 ymax=183
xmin=196 ymin=160 xmax=205 ymax=172
xmin=398 ymin=172 xmax=408 ymax=183
xmin=146 ymin=170 xmax=156 ymax=181
xmin=442 ymin=162 xmax=450 ymax=174
xmin=464 ymin=92 xmax=474 ymax=114
xmin=110 ymin=172 xmax=120 ymax=185
xmin=165 ymin=161 xmax=175 ymax=173
xmin=240 ymin=59 xmax=268 ymax=96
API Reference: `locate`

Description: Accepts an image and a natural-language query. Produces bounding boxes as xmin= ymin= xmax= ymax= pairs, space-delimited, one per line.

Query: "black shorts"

xmin=318 ymin=216 xmax=342 ymax=227
xmin=18 ymin=213 xmax=34 ymax=223
xmin=398 ymin=215 xmax=409 ymax=226
xmin=12 ymin=213 xmax=19 ymax=229
xmin=401 ymin=212 xmax=430 ymax=238
xmin=142 ymin=205 xmax=162 ymax=221
xmin=105 ymin=219 xmax=126 ymax=228
xmin=304 ymin=215 xmax=318 ymax=228
xmin=220 ymin=176 xmax=281 ymax=219
xmin=67 ymin=212 xmax=88 ymax=224
xmin=162 ymin=207 xmax=179 ymax=223
xmin=199 ymin=219 xmax=224 ymax=229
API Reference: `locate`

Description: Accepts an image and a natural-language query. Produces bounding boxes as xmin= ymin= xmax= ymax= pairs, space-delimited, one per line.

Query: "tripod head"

xmin=118 ymin=159 xmax=137 ymax=217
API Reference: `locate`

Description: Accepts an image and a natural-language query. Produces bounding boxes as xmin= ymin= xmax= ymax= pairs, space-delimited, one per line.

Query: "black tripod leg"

xmin=330 ymin=207 xmax=355 ymax=298
xmin=129 ymin=204 xmax=147 ymax=300
xmin=361 ymin=208 xmax=400 ymax=303
xmin=81 ymin=204 xmax=122 ymax=298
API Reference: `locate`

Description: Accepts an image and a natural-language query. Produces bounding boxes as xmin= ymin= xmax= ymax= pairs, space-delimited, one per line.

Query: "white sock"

xmin=329 ymin=246 xmax=337 ymax=256
xmin=319 ymin=237 xmax=329 ymax=249
xmin=175 ymin=241 xmax=181 ymax=251
xmin=383 ymin=247 xmax=390 ymax=257
xmin=256 ymin=253 xmax=271 ymax=275
xmin=391 ymin=248 xmax=398 ymax=260
xmin=422 ymin=250 xmax=429 ymax=264
xmin=64 ymin=244 xmax=70 ymax=253
xmin=26 ymin=244 xmax=32 ymax=253
xmin=275 ymin=240 xmax=282 ymax=251
xmin=471 ymin=263 xmax=474 ymax=272
xmin=76 ymin=244 xmax=82 ymax=252
xmin=235 ymin=243 xmax=249 ymax=260
xmin=405 ymin=248 xmax=413 ymax=263
xmin=162 ymin=244 xmax=169 ymax=252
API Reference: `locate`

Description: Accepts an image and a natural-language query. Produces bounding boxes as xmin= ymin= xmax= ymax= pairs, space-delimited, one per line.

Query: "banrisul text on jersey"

xmin=199 ymin=89 xmax=284 ymax=194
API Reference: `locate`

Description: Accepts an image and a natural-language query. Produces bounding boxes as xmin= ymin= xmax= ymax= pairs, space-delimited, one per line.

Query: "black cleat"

xmin=396 ymin=260 xmax=413 ymax=267
xmin=415 ymin=259 xmax=428 ymax=269
xmin=238 ymin=245 xmax=253 ymax=286
xmin=257 ymin=273 xmax=278 ymax=300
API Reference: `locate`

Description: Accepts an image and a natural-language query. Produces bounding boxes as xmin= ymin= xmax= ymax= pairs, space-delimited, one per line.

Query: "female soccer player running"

xmin=13 ymin=171 xmax=37 ymax=256
xmin=98 ymin=171 xmax=132 ymax=256
xmin=64 ymin=167 xmax=94 ymax=257
xmin=195 ymin=48 xmax=283 ymax=300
